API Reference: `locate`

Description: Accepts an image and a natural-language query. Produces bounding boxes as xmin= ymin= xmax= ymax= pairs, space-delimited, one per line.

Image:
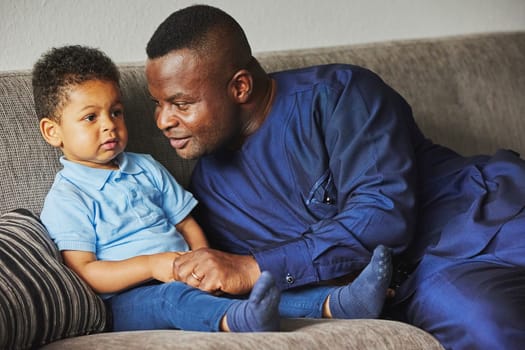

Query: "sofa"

xmin=1 ymin=30 xmax=524 ymax=349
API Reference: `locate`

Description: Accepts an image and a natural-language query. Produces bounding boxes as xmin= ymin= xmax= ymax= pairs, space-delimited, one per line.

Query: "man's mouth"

xmin=169 ymin=137 xmax=190 ymax=150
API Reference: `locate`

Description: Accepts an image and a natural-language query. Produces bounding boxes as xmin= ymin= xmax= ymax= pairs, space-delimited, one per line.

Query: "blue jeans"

xmin=108 ymin=281 xmax=234 ymax=332
xmin=280 ymin=285 xmax=334 ymax=318
xmin=107 ymin=281 xmax=335 ymax=331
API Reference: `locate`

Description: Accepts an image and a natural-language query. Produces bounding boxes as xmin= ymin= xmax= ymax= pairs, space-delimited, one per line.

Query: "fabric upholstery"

xmin=0 ymin=210 xmax=107 ymax=349
xmin=42 ymin=318 xmax=444 ymax=350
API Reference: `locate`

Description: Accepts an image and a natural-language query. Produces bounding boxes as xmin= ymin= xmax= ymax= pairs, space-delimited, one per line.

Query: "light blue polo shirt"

xmin=40 ymin=152 xmax=196 ymax=261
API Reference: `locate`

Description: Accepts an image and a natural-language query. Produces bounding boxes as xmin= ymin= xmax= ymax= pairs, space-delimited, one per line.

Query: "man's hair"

xmin=146 ymin=4 xmax=252 ymax=60
xmin=32 ymin=45 xmax=120 ymax=121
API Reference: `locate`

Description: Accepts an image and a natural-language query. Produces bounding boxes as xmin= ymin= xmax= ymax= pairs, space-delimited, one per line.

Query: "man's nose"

xmin=156 ymin=106 xmax=179 ymax=131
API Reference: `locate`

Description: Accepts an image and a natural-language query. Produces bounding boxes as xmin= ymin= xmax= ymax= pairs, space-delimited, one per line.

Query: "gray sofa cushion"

xmin=42 ymin=318 xmax=444 ymax=350
xmin=0 ymin=210 xmax=107 ymax=349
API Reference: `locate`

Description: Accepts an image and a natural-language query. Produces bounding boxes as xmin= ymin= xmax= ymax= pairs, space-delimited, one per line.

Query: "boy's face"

xmin=43 ymin=79 xmax=128 ymax=169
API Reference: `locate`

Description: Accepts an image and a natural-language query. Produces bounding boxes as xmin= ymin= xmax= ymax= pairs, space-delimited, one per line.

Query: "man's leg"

xmin=401 ymin=260 xmax=525 ymax=350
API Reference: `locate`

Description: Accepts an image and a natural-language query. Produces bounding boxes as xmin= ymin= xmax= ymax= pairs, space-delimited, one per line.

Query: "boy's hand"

xmin=149 ymin=251 xmax=185 ymax=282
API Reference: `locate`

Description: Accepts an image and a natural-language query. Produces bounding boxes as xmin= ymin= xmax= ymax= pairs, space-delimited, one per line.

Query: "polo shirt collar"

xmin=59 ymin=153 xmax=144 ymax=190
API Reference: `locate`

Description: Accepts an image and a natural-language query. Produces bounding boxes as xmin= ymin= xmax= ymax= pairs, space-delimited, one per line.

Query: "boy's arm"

xmin=61 ymin=250 xmax=182 ymax=294
xmin=176 ymin=214 xmax=209 ymax=250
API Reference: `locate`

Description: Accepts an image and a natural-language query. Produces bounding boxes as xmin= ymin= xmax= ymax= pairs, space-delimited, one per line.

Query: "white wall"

xmin=1 ymin=0 xmax=524 ymax=71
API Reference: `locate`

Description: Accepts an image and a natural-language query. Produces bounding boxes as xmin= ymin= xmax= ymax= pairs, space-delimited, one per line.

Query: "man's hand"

xmin=172 ymin=248 xmax=260 ymax=295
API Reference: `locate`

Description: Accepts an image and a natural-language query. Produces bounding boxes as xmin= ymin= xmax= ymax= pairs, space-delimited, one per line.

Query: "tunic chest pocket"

xmin=306 ymin=170 xmax=338 ymax=220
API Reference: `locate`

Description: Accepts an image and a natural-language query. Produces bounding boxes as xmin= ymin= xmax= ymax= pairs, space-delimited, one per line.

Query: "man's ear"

xmin=230 ymin=69 xmax=252 ymax=103
xmin=39 ymin=117 xmax=62 ymax=147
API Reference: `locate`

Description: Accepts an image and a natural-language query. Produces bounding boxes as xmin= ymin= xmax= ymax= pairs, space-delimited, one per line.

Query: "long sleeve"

xmin=253 ymin=68 xmax=422 ymax=289
xmin=191 ymin=65 xmax=425 ymax=290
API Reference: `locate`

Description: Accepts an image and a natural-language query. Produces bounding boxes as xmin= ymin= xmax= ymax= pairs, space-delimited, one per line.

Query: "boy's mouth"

xmin=101 ymin=138 xmax=119 ymax=150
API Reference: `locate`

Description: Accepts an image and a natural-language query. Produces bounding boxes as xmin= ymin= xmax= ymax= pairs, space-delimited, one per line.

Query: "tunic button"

xmin=285 ymin=273 xmax=294 ymax=284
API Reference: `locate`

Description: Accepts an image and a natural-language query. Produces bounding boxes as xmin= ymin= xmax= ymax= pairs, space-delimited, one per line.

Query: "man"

xmin=145 ymin=5 xmax=525 ymax=349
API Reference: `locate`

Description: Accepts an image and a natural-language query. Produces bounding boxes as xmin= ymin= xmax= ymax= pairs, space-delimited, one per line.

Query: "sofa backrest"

xmin=1 ymin=31 xmax=524 ymax=215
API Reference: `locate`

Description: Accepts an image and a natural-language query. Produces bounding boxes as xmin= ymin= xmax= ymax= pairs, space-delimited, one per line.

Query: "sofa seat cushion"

xmin=41 ymin=318 xmax=444 ymax=349
xmin=0 ymin=209 xmax=107 ymax=349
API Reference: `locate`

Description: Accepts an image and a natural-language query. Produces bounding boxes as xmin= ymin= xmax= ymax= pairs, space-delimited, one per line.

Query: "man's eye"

xmin=174 ymin=102 xmax=190 ymax=111
xmin=84 ymin=114 xmax=95 ymax=122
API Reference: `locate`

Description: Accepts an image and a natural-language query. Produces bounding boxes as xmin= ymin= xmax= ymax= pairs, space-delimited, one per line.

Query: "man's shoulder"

xmin=270 ymin=63 xmax=376 ymax=92
xmin=271 ymin=63 xmax=368 ymax=78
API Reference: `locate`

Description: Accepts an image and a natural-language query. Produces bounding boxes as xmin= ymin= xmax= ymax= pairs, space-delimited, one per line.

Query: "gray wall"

xmin=2 ymin=0 xmax=525 ymax=71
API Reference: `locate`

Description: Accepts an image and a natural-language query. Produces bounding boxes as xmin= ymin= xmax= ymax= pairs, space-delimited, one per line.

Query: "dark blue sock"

xmin=329 ymin=245 xmax=392 ymax=319
xmin=226 ymin=271 xmax=281 ymax=332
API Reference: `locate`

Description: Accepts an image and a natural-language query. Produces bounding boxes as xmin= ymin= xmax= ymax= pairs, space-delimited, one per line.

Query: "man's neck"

xmin=240 ymin=74 xmax=275 ymax=140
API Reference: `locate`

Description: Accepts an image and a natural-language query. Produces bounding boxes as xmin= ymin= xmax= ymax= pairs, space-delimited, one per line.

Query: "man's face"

xmin=145 ymin=49 xmax=242 ymax=160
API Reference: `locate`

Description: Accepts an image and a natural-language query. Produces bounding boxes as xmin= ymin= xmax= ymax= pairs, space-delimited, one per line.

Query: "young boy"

xmin=33 ymin=45 xmax=392 ymax=332
xmin=33 ymin=45 xmax=279 ymax=332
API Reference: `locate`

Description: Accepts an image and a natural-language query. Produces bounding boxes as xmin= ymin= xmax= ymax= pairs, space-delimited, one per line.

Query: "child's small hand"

xmin=149 ymin=252 xmax=184 ymax=282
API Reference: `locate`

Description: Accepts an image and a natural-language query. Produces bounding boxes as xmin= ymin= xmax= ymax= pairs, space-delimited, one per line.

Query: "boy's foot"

xmin=329 ymin=245 xmax=392 ymax=319
xmin=226 ymin=271 xmax=281 ymax=332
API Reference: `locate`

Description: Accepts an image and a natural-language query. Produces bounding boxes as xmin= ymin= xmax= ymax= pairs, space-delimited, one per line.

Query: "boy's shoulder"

xmin=123 ymin=151 xmax=156 ymax=163
xmin=120 ymin=152 xmax=162 ymax=173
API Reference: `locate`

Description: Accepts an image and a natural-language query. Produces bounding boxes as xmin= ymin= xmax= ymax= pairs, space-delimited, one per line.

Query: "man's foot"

xmin=226 ymin=271 xmax=280 ymax=332
xmin=329 ymin=245 xmax=392 ymax=319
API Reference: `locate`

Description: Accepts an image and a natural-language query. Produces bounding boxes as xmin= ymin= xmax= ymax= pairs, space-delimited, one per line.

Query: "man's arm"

xmin=253 ymin=69 xmax=422 ymax=289
xmin=181 ymin=67 xmax=423 ymax=294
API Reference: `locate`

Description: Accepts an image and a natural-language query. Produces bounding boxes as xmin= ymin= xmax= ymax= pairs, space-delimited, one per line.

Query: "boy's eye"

xmin=112 ymin=109 xmax=124 ymax=118
xmin=84 ymin=114 xmax=96 ymax=122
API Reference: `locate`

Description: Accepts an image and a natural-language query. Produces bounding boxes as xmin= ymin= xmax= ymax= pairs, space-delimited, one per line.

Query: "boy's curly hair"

xmin=32 ymin=45 xmax=120 ymax=121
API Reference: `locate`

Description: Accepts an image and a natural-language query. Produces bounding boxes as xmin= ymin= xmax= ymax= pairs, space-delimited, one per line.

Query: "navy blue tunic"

xmin=191 ymin=64 xmax=525 ymax=348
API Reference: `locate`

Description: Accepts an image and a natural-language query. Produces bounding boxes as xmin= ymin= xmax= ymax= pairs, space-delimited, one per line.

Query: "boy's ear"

xmin=39 ymin=117 xmax=62 ymax=147
xmin=230 ymin=69 xmax=252 ymax=103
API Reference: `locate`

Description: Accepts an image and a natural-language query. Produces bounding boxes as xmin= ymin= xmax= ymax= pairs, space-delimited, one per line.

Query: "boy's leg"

xmin=108 ymin=271 xmax=280 ymax=332
xmin=279 ymin=285 xmax=333 ymax=318
xmin=328 ymin=245 xmax=392 ymax=319
xmin=226 ymin=271 xmax=281 ymax=332
xmin=279 ymin=245 xmax=392 ymax=319
xmin=109 ymin=281 xmax=233 ymax=331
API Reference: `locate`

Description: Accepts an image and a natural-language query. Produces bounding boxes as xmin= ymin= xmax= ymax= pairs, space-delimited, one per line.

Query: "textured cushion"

xmin=0 ymin=209 xmax=107 ymax=349
xmin=42 ymin=318 xmax=445 ymax=350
